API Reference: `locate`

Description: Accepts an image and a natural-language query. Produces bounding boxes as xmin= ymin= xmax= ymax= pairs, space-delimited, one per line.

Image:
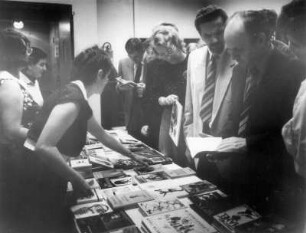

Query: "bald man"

xmin=214 ymin=10 xmax=304 ymax=209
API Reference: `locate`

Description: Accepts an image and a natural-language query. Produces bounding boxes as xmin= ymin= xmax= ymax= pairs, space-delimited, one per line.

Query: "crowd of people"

xmin=0 ymin=0 xmax=305 ymax=232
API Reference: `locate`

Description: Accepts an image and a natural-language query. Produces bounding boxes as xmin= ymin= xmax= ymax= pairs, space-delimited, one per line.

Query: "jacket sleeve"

xmin=183 ymin=55 xmax=194 ymax=138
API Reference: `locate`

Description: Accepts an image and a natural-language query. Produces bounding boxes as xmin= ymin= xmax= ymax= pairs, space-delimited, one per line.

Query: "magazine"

xmin=138 ymin=198 xmax=187 ymax=216
xmin=142 ymin=208 xmax=216 ymax=233
xmin=169 ymin=100 xmax=183 ymax=146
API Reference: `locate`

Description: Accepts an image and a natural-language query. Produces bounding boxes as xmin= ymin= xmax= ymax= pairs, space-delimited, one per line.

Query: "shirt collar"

xmin=71 ymin=80 xmax=88 ymax=101
xmin=20 ymin=72 xmax=36 ymax=86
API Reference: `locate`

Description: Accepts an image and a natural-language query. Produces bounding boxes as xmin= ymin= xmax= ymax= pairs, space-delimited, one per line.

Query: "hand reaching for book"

xmin=71 ymin=174 xmax=92 ymax=198
xmin=129 ymin=153 xmax=151 ymax=167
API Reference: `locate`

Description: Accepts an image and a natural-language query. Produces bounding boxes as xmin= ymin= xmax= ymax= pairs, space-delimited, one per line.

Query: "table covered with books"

xmin=67 ymin=127 xmax=301 ymax=233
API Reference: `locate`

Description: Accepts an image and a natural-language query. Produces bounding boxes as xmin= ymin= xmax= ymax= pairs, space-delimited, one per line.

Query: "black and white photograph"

xmin=0 ymin=0 xmax=305 ymax=232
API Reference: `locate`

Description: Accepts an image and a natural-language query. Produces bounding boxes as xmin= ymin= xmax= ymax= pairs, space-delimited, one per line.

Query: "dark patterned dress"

xmin=0 ymin=72 xmax=41 ymax=231
xmin=142 ymin=58 xmax=187 ymax=166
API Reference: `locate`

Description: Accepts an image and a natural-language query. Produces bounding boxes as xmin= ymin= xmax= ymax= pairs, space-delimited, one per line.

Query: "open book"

xmin=186 ymin=136 xmax=223 ymax=159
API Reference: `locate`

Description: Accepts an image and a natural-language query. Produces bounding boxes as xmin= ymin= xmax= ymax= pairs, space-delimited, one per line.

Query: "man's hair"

xmin=125 ymin=38 xmax=144 ymax=54
xmin=230 ymin=9 xmax=277 ymax=41
xmin=28 ymin=47 xmax=47 ymax=65
xmin=71 ymin=45 xmax=117 ymax=85
xmin=278 ymin=0 xmax=306 ymax=43
xmin=195 ymin=5 xmax=228 ymax=32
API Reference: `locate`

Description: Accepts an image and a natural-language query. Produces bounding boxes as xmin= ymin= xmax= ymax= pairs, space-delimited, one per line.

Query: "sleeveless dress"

xmin=24 ymin=81 xmax=93 ymax=231
xmin=0 ymin=71 xmax=41 ymax=231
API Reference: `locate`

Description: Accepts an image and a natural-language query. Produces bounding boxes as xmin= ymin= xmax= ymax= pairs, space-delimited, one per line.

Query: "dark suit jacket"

xmin=224 ymin=48 xmax=304 ymax=185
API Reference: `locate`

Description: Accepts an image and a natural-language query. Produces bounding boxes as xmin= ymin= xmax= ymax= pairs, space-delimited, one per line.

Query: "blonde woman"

xmin=141 ymin=23 xmax=188 ymax=166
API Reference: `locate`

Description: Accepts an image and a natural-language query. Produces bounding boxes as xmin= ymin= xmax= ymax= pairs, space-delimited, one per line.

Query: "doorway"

xmin=0 ymin=1 xmax=74 ymax=98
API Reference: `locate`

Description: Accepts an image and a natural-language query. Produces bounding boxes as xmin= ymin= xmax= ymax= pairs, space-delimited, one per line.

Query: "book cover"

xmin=93 ymin=169 xmax=125 ymax=180
xmin=133 ymin=164 xmax=164 ymax=175
xmin=235 ymin=214 xmax=298 ymax=233
xmin=74 ymin=216 xmax=106 ymax=233
xmin=70 ymin=159 xmax=92 ymax=169
xmin=142 ymin=208 xmax=216 ymax=233
xmin=186 ymin=137 xmax=223 ymax=159
xmin=76 ymin=189 xmax=99 ymax=205
xmin=189 ymin=190 xmax=234 ymax=224
xmin=138 ymin=198 xmax=187 ymax=216
xmin=181 ymin=180 xmax=217 ymax=195
xmin=108 ymin=190 xmax=153 ymax=209
xmin=71 ymin=200 xmax=112 ymax=219
xmin=135 ymin=171 xmax=169 ymax=183
xmin=100 ymin=210 xmax=138 ymax=233
xmin=164 ymin=167 xmax=196 ymax=178
xmin=213 ymin=205 xmax=261 ymax=233
xmin=99 ymin=185 xmax=143 ymax=200
xmin=110 ymin=175 xmax=133 ymax=187
xmin=114 ymin=159 xmax=142 ymax=170
xmin=169 ymin=100 xmax=183 ymax=146
xmin=140 ymin=177 xmax=201 ymax=199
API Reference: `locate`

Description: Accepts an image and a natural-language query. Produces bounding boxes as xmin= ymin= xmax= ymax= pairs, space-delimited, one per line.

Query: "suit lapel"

xmin=211 ymin=51 xmax=234 ymax=124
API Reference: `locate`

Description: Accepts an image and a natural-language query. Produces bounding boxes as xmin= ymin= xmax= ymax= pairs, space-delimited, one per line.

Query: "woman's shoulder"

xmin=49 ymin=82 xmax=86 ymax=106
xmin=0 ymin=71 xmax=17 ymax=84
xmin=0 ymin=71 xmax=21 ymax=91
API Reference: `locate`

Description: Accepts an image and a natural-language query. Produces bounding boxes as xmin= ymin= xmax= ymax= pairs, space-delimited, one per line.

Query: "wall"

xmin=98 ymin=0 xmax=291 ymax=66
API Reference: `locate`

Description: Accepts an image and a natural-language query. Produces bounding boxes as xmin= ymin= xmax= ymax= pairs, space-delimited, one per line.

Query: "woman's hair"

xmin=149 ymin=23 xmax=185 ymax=56
xmin=0 ymin=28 xmax=30 ymax=70
xmin=28 ymin=47 xmax=47 ymax=65
xmin=71 ymin=45 xmax=117 ymax=85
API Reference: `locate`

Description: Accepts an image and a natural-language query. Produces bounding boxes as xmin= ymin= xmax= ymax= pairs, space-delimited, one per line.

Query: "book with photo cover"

xmin=74 ymin=216 xmax=105 ymax=233
xmin=100 ymin=210 xmax=139 ymax=233
xmin=135 ymin=171 xmax=170 ymax=183
xmin=138 ymin=198 xmax=187 ymax=216
xmin=113 ymin=158 xmax=142 ymax=170
xmin=164 ymin=167 xmax=196 ymax=178
xmin=108 ymin=189 xmax=153 ymax=209
xmin=71 ymin=200 xmax=112 ymax=219
xmin=133 ymin=164 xmax=164 ymax=175
xmin=212 ymin=205 xmax=261 ymax=233
xmin=181 ymin=180 xmax=217 ymax=195
xmin=235 ymin=214 xmax=299 ymax=233
xmin=169 ymin=100 xmax=183 ymax=147
xmin=74 ymin=210 xmax=139 ymax=233
xmin=141 ymin=208 xmax=216 ymax=233
xmin=140 ymin=177 xmax=201 ymax=199
xmin=189 ymin=190 xmax=235 ymax=224
xmin=76 ymin=189 xmax=99 ymax=205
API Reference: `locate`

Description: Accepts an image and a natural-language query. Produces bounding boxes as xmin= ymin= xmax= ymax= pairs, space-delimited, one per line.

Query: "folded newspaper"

xmin=186 ymin=137 xmax=223 ymax=159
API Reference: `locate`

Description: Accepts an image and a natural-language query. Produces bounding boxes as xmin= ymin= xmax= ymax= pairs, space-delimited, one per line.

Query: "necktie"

xmin=199 ymin=55 xmax=217 ymax=133
xmin=238 ymin=69 xmax=258 ymax=137
xmin=134 ymin=63 xmax=142 ymax=83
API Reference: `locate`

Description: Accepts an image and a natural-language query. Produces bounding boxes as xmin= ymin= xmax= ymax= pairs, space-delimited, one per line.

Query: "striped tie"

xmin=199 ymin=55 xmax=217 ymax=133
xmin=238 ymin=69 xmax=258 ymax=137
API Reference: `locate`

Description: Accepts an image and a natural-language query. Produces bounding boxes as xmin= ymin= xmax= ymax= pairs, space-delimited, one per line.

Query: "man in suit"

xmin=184 ymin=5 xmax=242 ymax=183
xmin=117 ymin=38 xmax=145 ymax=140
xmin=217 ymin=10 xmax=304 ymax=208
